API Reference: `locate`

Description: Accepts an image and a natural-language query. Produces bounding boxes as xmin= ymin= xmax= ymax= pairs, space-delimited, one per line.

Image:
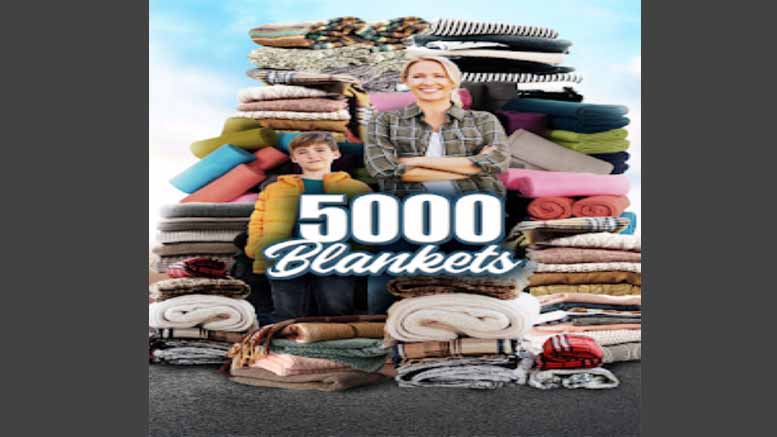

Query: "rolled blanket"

xmin=499 ymin=169 xmax=630 ymax=197
xmin=602 ymin=342 xmax=641 ymax=363
xmin=393 ymin=338 xmax=527 ymax=361
xmin=406 ymin=46 xmax=564 ymax=65
xmin=165 ymin=257 xmax=228 ymax=279
xmin=369 ymin=89 xmax=472 ymax=112
xmin=150 ymin=327 xmax=246 ymax=344
xmin=149 ymin=278 xmax=250 ymax=301
xmin=528 ymin=247 xmax=641 ymax=264
xmin=155 ymin=230 xmax=242 ymax=244
xmin=528 ymin=271 xmax=642 ymax=286
xmin=151 ymin=242 xmax=239 ymax=257
xmin=159 ymin=202 xmax=254 ymax=218
xmin=505 ymin=129 xmax=614 ymax=174
xmin=230 ymin=366 xmax=385 ymax=392
xmin=250 ymin=147 xmax=289 ymax=171
xmin=250 ymin=352 xmax=350 ymax=376
xmin=528 ymin=367 xmax=619 ymax=390
xmin=496 ymin=112 xmax=548 ymax=137
xmin=238 ymin=85 xmax=340 ymax=102
xmin=385 ymin=276 xmax=526 ymax=300
xmin=413 ymin=34 xmax=571 ymax=53
xmin=256 ymin=119 xmax=349 ymax=133
xmin=267 ymin=338 xmax=388 ymax=373
xmin=535 ymin=232 xmax=641 ymax=251
xmin=246 ymin=69 xmax=358 ymax=85
xmin=189 ymin=118 xmax=277 ymax=159
xmin=156 ymin=217 xmax=249 ymax=232
xmin=396 ymin=355 xmax=526 ymax=389
xmin=280 ymin=322 xmax=385 ymax=343
xmin=234 ymin=109 xmax=351 ymax=121
xmin=425 ymin=18 xmax=559 ymax=39
xmin=385 ymin=293 xmax=540 ymax=342
xmin=248 ymin=21 xmax=320 ymax=48
xmin=149 ymin=339 xmax=232 ymax=365
xmin=181 ymin=164 xmax=267 ymax=203
xmin=529 ymin=284 xmax=641 ymax=296
xmin=169 ymin=145 xmax=256 ymax=194
xmin=535 ymin=334 xmax=604 ymax=370
xmin=149 ymin=294 xmax=256 ymax=331
xmin=534 ymin=262 xmax=641 ymax=273
xmin=572 ymin=195 xmax=630 ymax=217
xmin=237 ymin=97 xmax=348 ymax=113
xmin=528 ymin=197 xmax=574 ymax=220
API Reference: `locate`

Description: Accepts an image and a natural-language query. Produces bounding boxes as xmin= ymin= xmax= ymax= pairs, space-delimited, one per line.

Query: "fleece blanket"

xmin=237 ymin=97 xmax=348 ymax=113
xmin=529 ymin=284 xmax=641 ymax=297
xmin=189 ymin=121 xmax=277 ymax=159
xmin=149 ymin=339 xmax=232 ymax=366
xmin=280 ymin=322 xmax=385 ymax=343
xmin=602 ymin=342 xmax=641 ymax=363
xmin=246 ymin=69 xmax=358 ymax=86
xmin=181 ymin=164 xmax=267 ymax=203
xmin=156 ymin=217 xmax=249 ymax=232
xmin=230 ymin=366 xmax=385 ymax=392
xmin=529 ymin=271 xmax=642 ymax=287
xmin=528 ymin=197 xmax=574 ymax=220
xmin=496 ymin=112 xmax=548 ymax=137
xmin=528 ymin=247 xmax=641 ymax=264
xmin=528 ymin=367 xmax=619 ymax=390
xmin=425 ymin=18 xmax=559 ymax=38
xmin=234 ymin=109 xmax=351 ymax=121
xmin=499 ymin=169 xmax=630 ymax=197
xmin=535 ymin=262 xmax=641 ymax=273
xmin=169 ymin=145 xmax=257 ymax=194
xmin=536 ymin=232 xmax=641 ymax=252
xmin=385 ymin=293 xmax=540 ymax=342
xmin=393 ymin=338 xmax=528 ymax=361
xmin=238 ymin=85 xmax=340 ymax=102
xmin=267 ymin=338 xmax=388 ymax=373
xmin=385 ymin=276 xmax=526 ymax=300
xmin=148 ymin=294 xmax=256 ymax=332
xmin=158 ymin=202 xmax=254 ymax=219
xmin=572 ymin=195 xmax=630 ymax=217
xmin=535 ymin=334 xmax=603 ymax=370
xmin=250 ymin=352 xmax=349 ymax=376
xmin=151 ymin=242 xmax=239 ymax=257
xmin=155 ymin=230 xmax=243 ymax=244
xmin=396 ymin=355 xmax=529 ymax=389
xmin=506 ymin=129 xmax=614 ymax=174
xmin=368 ymin=88 xmax=472 ymax=112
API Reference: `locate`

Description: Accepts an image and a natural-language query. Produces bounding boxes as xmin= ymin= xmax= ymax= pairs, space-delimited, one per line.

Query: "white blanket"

xmin=149 ymin=294 xmax=256 ymax=332
xmin=237 ymin=85 xmax=334 ymax=103
xmin=406 ymin=46 xmax=564 ymax=65
xmin=233 ymin=109 xmax=351 ymax=120
xmin=385 ymin=293 xmax=540 ymax=342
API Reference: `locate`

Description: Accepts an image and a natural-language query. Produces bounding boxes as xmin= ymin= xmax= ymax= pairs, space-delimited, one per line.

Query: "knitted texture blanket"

xmin=392 ymin=338 xmax=529 ymax=361
xmin=230 ymin=366 xmax=385 ymax=392
xmin=148 ymin=294 xmax=256 ymax=332
xmin=534 ymin=262 xmax=641 ymax=273
xmin=499 ymin=168 xmax=630 ymax=197
xmin=536 ymin=232 xmax=641 ymax=252
xmin=396 ymin=355 xmax=530 ymax=389
xmin=506 ymin=129 xmax=614 ymax=175
xmin=237 ymin=97 xmax=349 ymax=113
xmin=267 ymin=338 xmax=388 ymax=373
xmin=385 ymin=276 xmax=525 ymax=300
xmin=155 ymin=230 xmax=243 ymax=244
xmin=156 ymin=217 xmax=249 ymax=232
xmin=529 ymin=284 xmax=641 ymax=296
xmin=250 ymin=352 xmax=349 ymax=376
xmin=159 ymin=202 xmax=254 ymax=218
xmin=424 ymin=18 xmax=559 ymax=38
xmin=535 ymin=334 xmax=604 ymax=370
xmin=151 ymin=242 xmax=239 ymax=257
xmin=528 ymin=367 xmax=619 ymax=390
xmin=602 ymin=342 xmax=641 ymax=363
xmin=149 ymin=339 xmax=232 ymax=366
xmin=385 ymin=293 xmax=540 ymax=342
xmin=233 ymin=109 xmax=351 ymax=121
xmin=529 ymin=271 xmax=642 ymax=286
xmin=280 ymin=322 xmax=385 ymax=343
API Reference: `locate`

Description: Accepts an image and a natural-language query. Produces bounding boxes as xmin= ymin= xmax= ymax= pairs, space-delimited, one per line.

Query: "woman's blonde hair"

xmin=400 ymin=56 xmax=464 ymax=108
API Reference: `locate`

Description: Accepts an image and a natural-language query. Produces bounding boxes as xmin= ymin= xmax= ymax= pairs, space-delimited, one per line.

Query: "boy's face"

xmin=290 ymin=143 xmax=341 ymax=173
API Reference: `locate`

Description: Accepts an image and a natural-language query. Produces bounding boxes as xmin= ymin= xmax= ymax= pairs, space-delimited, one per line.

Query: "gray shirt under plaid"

xmin=364 ymin=103 xmax=509 ymax=197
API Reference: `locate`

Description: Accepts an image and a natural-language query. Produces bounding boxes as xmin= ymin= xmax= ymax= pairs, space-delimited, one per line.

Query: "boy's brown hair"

xmin=288 ymin=132 xmax=339 ymax=153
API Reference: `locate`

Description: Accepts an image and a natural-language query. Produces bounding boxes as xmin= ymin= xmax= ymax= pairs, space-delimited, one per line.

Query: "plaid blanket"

xmin=166 ymin=257 xmax=228 ymax=279
xmin=392 ymin=338 xmax=527 ymax=362
xmin=386 ymin=276 xmax=523 ymax=300
xmin=535 ymin=334 xmax=603 ymax=370
xmin=148 ymin=277 xmax=250 ymax=301
xmin=504 ymin=217 xmax=630 ymax=255
xmin=149 ymin=327 xmax=246 ymax=344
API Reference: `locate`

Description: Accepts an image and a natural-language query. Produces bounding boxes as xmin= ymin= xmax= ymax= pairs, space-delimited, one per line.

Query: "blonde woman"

xmin=364 ymin=55 xmax=509 ymax=198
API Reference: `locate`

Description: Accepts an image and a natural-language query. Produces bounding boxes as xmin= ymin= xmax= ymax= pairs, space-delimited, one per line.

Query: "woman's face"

xmin=404 ymin=61 xmax=455 ymax=104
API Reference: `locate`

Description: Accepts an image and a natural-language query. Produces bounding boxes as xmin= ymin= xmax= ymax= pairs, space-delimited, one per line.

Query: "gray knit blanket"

xmin=396 ymin=355 xmax=533 ymax=390
xmin=159 ymin=203 xmax=255 ymax=219
xmin=527 ymin=367 xmax=620 ymax=390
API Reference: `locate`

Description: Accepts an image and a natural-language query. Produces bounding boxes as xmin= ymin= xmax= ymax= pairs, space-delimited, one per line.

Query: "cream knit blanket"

xmin=385 ymin=293 xmax=540 ymax=342
xmin=534 ymin=262 xmax=641 ymax=273
xmin=148 ymin=294 xmax=256 ymax=332
xmin=234 ymin=109 xmax=351 ymax=120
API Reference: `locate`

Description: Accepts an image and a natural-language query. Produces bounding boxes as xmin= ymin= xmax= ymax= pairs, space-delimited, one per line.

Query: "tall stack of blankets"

xmin=383 ymin=275 xmax=541 ymax=389
xmin=226 ymin=316 xmax=390 ymax=392
xmin=149 ymin=276 xmax=257 ymax=365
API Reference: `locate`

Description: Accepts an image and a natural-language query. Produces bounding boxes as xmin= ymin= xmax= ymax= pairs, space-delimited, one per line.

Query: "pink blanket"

xmin=250 ymin=352 xmax=349 ymax=376
xmin=369 ymin=89 xmax=472 ymax=112
xmin=498 ymin=169 xmax=630 ymax=198
xmin=252 ymin=147 xmax=288 ymax=171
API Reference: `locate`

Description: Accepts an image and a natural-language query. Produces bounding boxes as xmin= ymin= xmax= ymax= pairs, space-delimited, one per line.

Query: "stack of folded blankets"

xmin=150 ymin=203 xmax=256 ymax=273
xmin=227 ymin=315 xmax=390 ymax=392
xmin=148 ymin=276 xmax=257 ymax=365
xmin=383 ymin=275 xmax=541 ymax=389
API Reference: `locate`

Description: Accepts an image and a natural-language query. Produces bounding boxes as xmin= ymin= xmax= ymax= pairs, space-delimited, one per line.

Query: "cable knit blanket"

xmin=280 ymin=322 xmax=385 ymax=343
xmin=528 ymin=247 xmax=641 ymax=264
xmin=529 ymin=284 xmax=641 ymax=296
xmin=536 ymin=232 xmax=641 ymax=251
xmin=396 ymin=355 xmax=530 ymax=389
xmin=159 ymin=202 xmax=254 ymax=218
xmin=385 ymin=276 xmax=526 ymax=300
xmin=535 ymin=262 xmax=641 ymax=273
xmin=230 ymin=366 xmax=385 ymax=392
xmin=529 ymin=271 xmax=642 ymax=286
xmin=148 ymin=278 xmax=250 ymax=301
xmin=148 ymin=294 xmax=256 ymax=332
xmin=234 ymin=109 xmax=351 ymax=121
xmin=250 ymin=352 xmax=350 ymax=376
xmin=385 ymin=293 xmax=540 ymax=342
xmin=528 ymin=367 xmax=619 ymax=390
xmin=238 ymin=85 xmax=339 ymax=103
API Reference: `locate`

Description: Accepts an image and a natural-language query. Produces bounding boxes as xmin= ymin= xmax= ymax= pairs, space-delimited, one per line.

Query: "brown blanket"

xmin=529 ymin=271 xmax=642 ymax=286
xmin=386 ymin=276 xmax=521 ymax=300
xmin=149 ymin=278 xmax=251 ymax=301
xmin=528 ymin=247 xmax=641 ymax=264
xmin=237 ymin=97 xmax=348 ymax=113
xmin=256 ymin=118 xmax=348 ymax=132
xmin=280 ymin=322 xmax=385 ymax=343
xmin=230 ymin=366 xmax=385 ymax=392
xmin=529 ymin=284 xmax=641 ymax=296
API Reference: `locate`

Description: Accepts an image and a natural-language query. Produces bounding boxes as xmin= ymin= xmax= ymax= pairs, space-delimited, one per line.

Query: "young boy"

xmin=245 ymin=132 xmax=372 ymax=322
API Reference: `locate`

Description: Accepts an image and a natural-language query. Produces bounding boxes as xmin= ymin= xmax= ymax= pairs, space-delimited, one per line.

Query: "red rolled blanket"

xmin=528 ymin=197 xmax=574 ymax=220
xmin=536 ymin=334 xmax=604 ymax=370
xmin=572 ymin=195 xmax=630 ymax=217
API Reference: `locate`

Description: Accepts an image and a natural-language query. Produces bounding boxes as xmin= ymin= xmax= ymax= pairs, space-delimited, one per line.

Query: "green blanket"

xmin=269 ymin=338 xmax=388 ymax=373
xmin=554 ymin=139 xmax=630 ymax=154
xmin=547 ymin=128 xmax=629 ymax=142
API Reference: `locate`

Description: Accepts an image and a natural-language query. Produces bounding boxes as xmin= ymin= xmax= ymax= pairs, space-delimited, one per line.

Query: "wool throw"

xmin=237 ymin=97 xmax=348 ymax=113
xmin=396 ymin=355 xmax=530 ymax=389
xmin=535 ymin=334 xmax=604 ymax=370
xmin=393 ymin=338 xmax=529 ymax=361
xmin=536 ymin=232 xmax=641 ymax=252
xmin=250 ymin=352 xmax=350 ymax=377
xmin=238 ymin=85 xmax=339 ymax=103
xmin=528 ymin=247 xmax=641 ymax=264
xmin=266 ymin=338 xmax=388 ymax=373
xmin=280 ymin=322 xmax=385 ymax=343
xmin=230 ymin=366 xmax=385 ymax=392
xmin=529 ymin=271 xmax=642 ymax=286
xmin=158 ymin=202 xmax=254 ymax=219
xmin=529 ymin=284 xmax=641 ymax=296
xmin=602 ymin=342 xmax=641 ymax=363
xmin=151 ymin=242 xmax=239 ymax=257
xmin=234 ymin=109 xmax=351 ymax=121
xmin=528 ymin=367 xmax=619 ymax=390
xmin=424 ymin=18 xmax=559 ymax=39
xmin=148 ymin=294 xmax=256 ymax=332
xmin=385 ymin=293 xmax=540 ymax=343
xmin=385 ymin=276 xmax=526 ymax=300
xmin=534 ymin=262 xmax=641 ymax=273
xmin=405 ymin=46 xmax=564 ymax=65
xmin=499 ymin=168 xmax=630 ymax=198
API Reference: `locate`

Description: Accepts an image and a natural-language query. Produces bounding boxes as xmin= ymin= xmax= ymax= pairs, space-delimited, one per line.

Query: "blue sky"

xmin=149 ymin=0 xmax=641 ymax=240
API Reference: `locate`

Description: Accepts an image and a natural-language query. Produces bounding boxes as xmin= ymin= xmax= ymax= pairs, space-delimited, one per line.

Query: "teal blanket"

xmin=270 ymin=338 xmax=388 ymax=373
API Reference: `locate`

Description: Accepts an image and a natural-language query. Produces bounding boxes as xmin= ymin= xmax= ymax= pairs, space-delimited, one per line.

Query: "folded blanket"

xmin=275 ymin=322 xmax=384 ymax=343
xmin=149 ymin=327 xmax=246 ymax=344
xmin=572 ymin=195 xmax=630 ymax=217
xmin=149 ymin=294 xmax=256 ymax=331
xmin=463 ymin=72 xmax=583 ymax=84
xmin=165 ymin=257 xmax=228 ymax=279
xmin=393 ymin=338 xmax=527 ymax=361
xmin=369 ymin=89 xmax=472 ymax=112
xmin=413 ymin=34 xmax=571 ymax=53
xmin=536 ymin=232 xmax=641 ymax=251
xmin=230 ymin=366 xmax=385 ymax=392
xmin=602 ymin=342 xmax=641 ymax=363
xmin=536 ymin=334 xmax=604 ymax=370
xmin=189 ymin=119 xmax=278 ymax=159
xmin=304 ymin=16 xmax=428 ymax=50
xmin=385 ymin=293 xmax=540 ymax=342
xmin=151 ymin=242 xmax=239 ymax=257
xmin=512 ymin=217 xmax=631 ymax=234
xmin=156 ymin=217 xmax=249 ymax=232
xmin=149 ymin=254 xmax=236 ymax=275
xmin=425 ymin=18 xmax=559 ymax=39
xmin=535 ymin=262 xmax=641 ymax=273
xmin=528 ymin=197 xmax=574 ymax=220
xmin=256 ymin=118 xmax=349 ymax=133
xmin=517 ymin=88 xmax=583 ymax=102
xmin=525 ymin=329 xmax=641 ymax=353
xmin=568 ymin=316 xmax=641 ymax=326
xmin=237 ymin=97 xmax=348 ymax=113
xmin=238 ymin=85 xmax=339 ymax=103
xmin=590 ymin=151 xmax=630 ymax=174
xmin=450 ymin=57 xmax=574 ymax=75
xmin=181 ymin=164 xmax=267 ymax=203
xmin=246 ymin=69 xmax=359 ymax=86
xmin=528 ymin=367 xmax=619 ymax=390
xmin=528 ymin=247 xmax=641 ymax=264
xmin=496 ymin=112 xmax=548 ymax=136
xmin=554 ymin=139 xmax=630 ymax=154
xmin=267 ymin=338 xmax=388 ymax=373
xmin=386 ymin=276 xmax=525 ymax=300
xmin=159 ymin=202 xmax=254 ymax=219
xmin=548 ymin=128 xmax=628 ymax=142
xmin=538 ymin=292 xmax=641 ymax=307
xmin=149 ymin=278 xmax=250 ymax=301
xmin=529 ymin=271 xmax=642 ymax=286
xmin=505 ymin=129 xmax=614 ymax=174
xmin=169 ymin=145 xmax=257 ymax=194
xmin=149 ymin=339 xmax=232 ymax=365
xmin=503 ymin=98 xmax=628 ymax=120
xmin=234 ymin=109 xmax=351 ymax=121
xmin=155 ymin=230 xmax=242 ymax=244
xmin=406 ymin=46 xmax=564 ymax=65
xmin=529 ymin=284 xmax=641 ymax=296
xmin=396 ymin=355 xmax=527 ymax=389
xmin=499 ymin=169 xmax=630 ymax=197
xmin=531 ymin=323 xmax=641 ymax=334
xmin=248 ymin=21 xmax=320 ymax=47
xmin=250 ymin=352 xmax=349 ymax=376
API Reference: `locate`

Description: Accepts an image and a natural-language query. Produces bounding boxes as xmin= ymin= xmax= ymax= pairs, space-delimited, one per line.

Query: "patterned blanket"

xmin=386 ymin=276 xmax=524 ymax=300
xmin=528 ymin=367 xmax=619 ymax=390
xmin=396 ymin=355 xmax=530 ymax=389
xmin=149 ymin=277 xmax=250 ymax=301
xmin=535 ymin=334 xmax=603 ymax=370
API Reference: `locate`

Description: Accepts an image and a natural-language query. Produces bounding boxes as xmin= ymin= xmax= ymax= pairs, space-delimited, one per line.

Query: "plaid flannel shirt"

xmin=364 ymin=103 xmax=509 ymax=197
